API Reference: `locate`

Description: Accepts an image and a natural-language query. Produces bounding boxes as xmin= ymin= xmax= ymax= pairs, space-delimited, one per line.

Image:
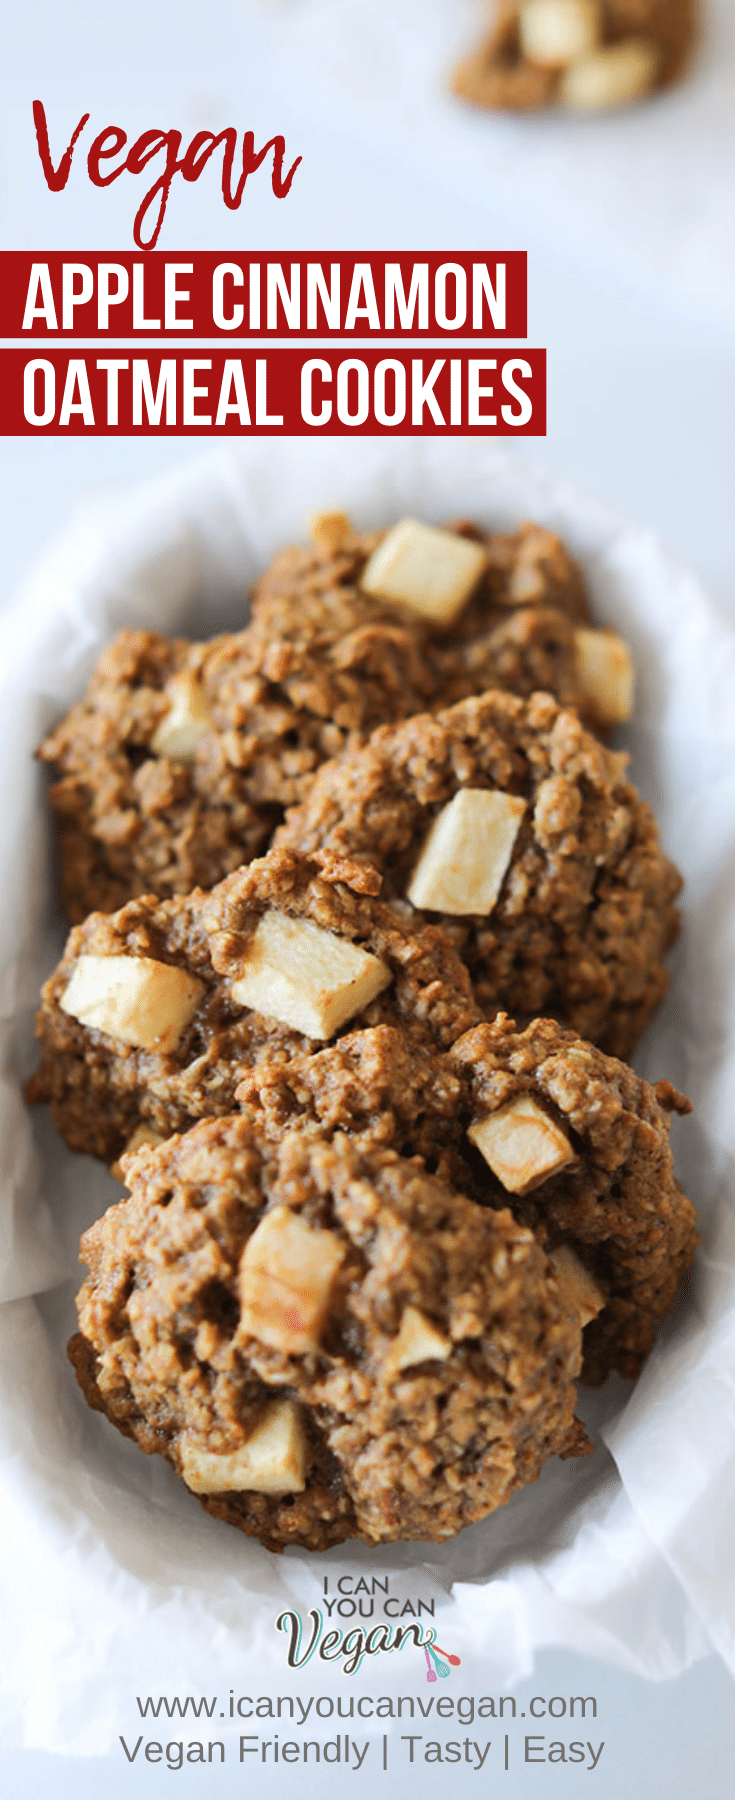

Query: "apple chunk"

xmin=360 ymin=519 xmax=487 ymax=625
xmin=110 ymin=1124 xmax=166 ymax=1182
xmin=387 ymin=1305 xmax=451 ymax=1374
xmin=180 ymin=1400 xmax=307 ymax=1495
xmin=468 ymin=1095 xmax=575 ymax=1196
xmin=407 ymin=788 xmax=525 ymax=916
xmin=519 ymin=0 xmax=600 ymax=68
xmin=549 ymin=1245 xmax=605 ymax=1327
xmin=560 ymin=37 xmax=659 ymax=109
xmin=573 ymin=628 xmax=634 ymax=727
xmin=229 ymin=910 xmax=393 ymax=1040
xmin=60 ymin=954 xmax=205 ymax=1050
xmin=151 ymin=670 xmax=212 ymax=763
xmin=239 ymin=1206 xmax=346 ymax=1354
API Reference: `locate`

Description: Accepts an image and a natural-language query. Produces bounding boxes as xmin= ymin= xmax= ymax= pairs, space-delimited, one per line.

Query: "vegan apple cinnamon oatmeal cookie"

xmin=452 ymin=0 xmax=697 ymax=113
xmin=257 ymin=512 xmax=631 ymax=730
xmin=37 ymin=600 xmax=435 ymax=923
xmin=68 ymin=1109 xmax=589 ymax=1550
xmin=451 ymin=1018 xmax=698 ymax=1382
xmin=38 ymin=514 xmax=632 ymax=922
xmin=26 ymin=847 xmax=479 ymax=1166
xmin=276 ymin=689 xmax=681 ymax=1059
xmin=253 ymin=512 xmax=591 ymax=627
xmin=237 ymin=1019 xmax=698 ymax=1385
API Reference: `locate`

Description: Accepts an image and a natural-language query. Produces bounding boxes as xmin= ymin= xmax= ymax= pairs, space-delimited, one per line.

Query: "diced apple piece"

xmin=180 ymin=1399 xmax=307 ymax=1495
xmin=110 ymin=1124 xmax=166 ymax=1182
xmin=229 ymin=910 xmax=392 ymax=1040
xmin=60 ymin=954 xmax=205 ymax=1051
xmin=308 ymin=509 xmax=353 ymax=552
xmin=407 ymin=788 xmax=525 ymax=917
xmin=150 ymin=670 xmax=212 ymax=763
xmin=468 ymin=1095 xmax=575 ymax=1196
xmin=239 ymin=1205 xmax=346 ymax=1354
xmin=560 ymin=37 xmax=658 ymax=109
xmin=549 ymin=1245 xmax=605 ymax=1327
xmin=387 ymin=1305 xmax=451 ymax=1374
xmin=573 ymin=627 xmax=634 ymax=727
xmin=519 ymin=0 xmax=600 ymax=68
xmin=360 ymin=520 xmax=487 ymax=625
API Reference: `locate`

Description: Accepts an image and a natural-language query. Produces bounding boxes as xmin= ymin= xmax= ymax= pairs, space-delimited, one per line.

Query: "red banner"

xmin=1 ymin=348 xmax=545 ymax=436
xmin=0 ymin=253 xmax=527 ymax=339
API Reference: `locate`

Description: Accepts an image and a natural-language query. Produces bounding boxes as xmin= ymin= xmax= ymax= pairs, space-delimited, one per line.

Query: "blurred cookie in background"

xmin=452 ymin=0 xmax=697 ymax=113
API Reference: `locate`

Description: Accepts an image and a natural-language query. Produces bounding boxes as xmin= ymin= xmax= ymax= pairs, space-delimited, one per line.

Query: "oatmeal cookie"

xmin=238 ymin=1017 xmax=698 ymax=1384
xmin=39 ymin=516 xmax=628 ymax=922
xmin=254 ymin=513 xmax=603 ymax=719
xmin=452 ymin=0 xmax=697 ymax=113
xmin=253 ymin=515 xmax=590 ymax=627
xmin=451 ymin=1017 xmax=698 ymax=1382
xmin=69 ymin=1110 xmax=588 ymax=1550
xmin=276 ymin=690 xmax=681 ymax=1059
xmin=26 ymin=848 xmax=478 ymax=1166
xmin=38 ymin=598 xmax=435 ymax=921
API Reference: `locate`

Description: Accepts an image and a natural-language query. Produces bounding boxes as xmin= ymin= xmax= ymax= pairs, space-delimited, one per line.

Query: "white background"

xmin=1 ymin=0 xmax=734 ymax=1790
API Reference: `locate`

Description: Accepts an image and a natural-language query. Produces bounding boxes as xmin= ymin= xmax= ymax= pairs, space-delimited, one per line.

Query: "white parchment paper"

xmin=1 ymin=439 xmax=733 ymax=1751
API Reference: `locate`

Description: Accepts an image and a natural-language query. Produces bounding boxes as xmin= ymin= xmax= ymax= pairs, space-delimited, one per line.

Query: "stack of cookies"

xmin=28 ymin=510 xmax=698 ymax=1553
